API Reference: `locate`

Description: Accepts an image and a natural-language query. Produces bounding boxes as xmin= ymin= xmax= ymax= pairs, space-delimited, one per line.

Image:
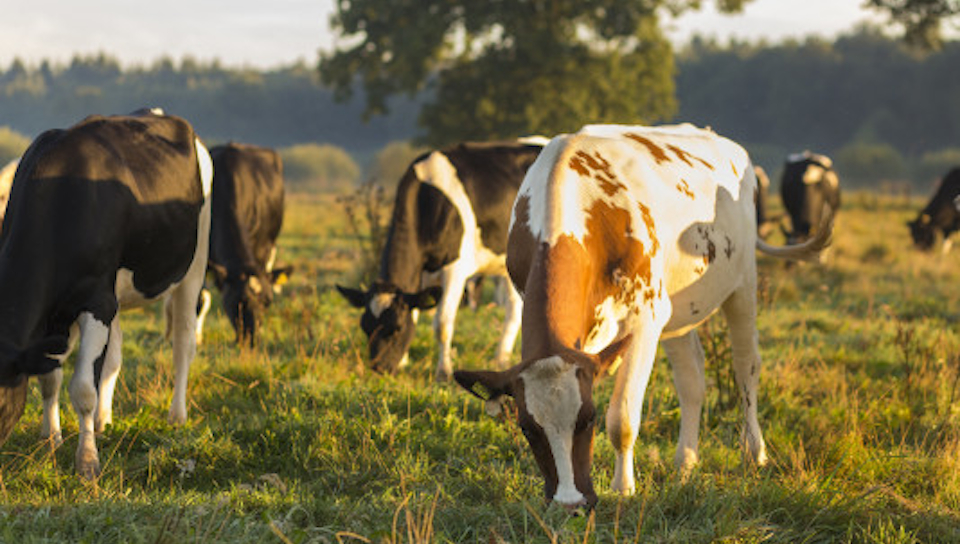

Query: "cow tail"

xmin=0 ymin=375 xmax=28 ymax=446
xmin=756 ymin=203 xmax=835 ymax=262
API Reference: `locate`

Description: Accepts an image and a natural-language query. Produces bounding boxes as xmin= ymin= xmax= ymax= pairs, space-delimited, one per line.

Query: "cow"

xmin=454 ymin=124 xmax=834 ymax=510
xmin=0 ymin=158 xmax=17 ymax=230
xmin=337 ymin=140 xmax=545 ymax=380
xmin=907 ymin=167 xmax=960 ymax=252
xmin=0 ymin=109 xmax=212 ymax=479
xmin=195 ymin=143 xmax=289 ymax=345
xmin=779 ymin=151 xmax=840 ymax=245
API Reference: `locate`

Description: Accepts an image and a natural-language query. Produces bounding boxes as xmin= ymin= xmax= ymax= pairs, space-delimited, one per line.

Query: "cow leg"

xmin=662 ymin=331 xmax=707 ymax=472
xmin=721 ymin=284 xmax=768 ymax=467
xmin=95 ymin=316 xmax=123 ymax=432
xmin=433 ymin=269 xmax=470 ymax=381
xmin=39 ymin=324 xmax=78 ymax=446
xmin=165 ymin=284 xmax=200 ymax=425
xmin=70 ymin=312 xmax=111 ymax=479
xmin=606 ymin=321 xmax=664 ymax=495
xmin=493 ymin=278 xmax=522 ymax=368
xmin=38 ymin=369 xmax=63 ymax=446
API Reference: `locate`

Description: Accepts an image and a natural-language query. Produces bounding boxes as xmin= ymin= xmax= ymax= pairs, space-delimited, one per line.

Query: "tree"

xmin=867 ymin=0 xmax=960 ymax=49
xmin=320 ymin=0 xmax=753 ymax=146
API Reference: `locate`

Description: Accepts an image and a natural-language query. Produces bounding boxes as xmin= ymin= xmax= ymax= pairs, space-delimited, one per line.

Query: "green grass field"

xmin=2 ymin=191 xmax=960 ymax=543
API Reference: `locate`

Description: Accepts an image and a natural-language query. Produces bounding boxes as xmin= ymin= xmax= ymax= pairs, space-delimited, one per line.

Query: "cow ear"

xmin=404 ymin=286 xmax=443 ymax=309
xmin=336 ymin=285 xmax=369 ymax=308
xmin=594 ymin=334 xmax=633 ymax=377
xmin=209 ymin=262 xmax=229 ymax=287
xmin=454 ymin=369 xmax=514 ymax=402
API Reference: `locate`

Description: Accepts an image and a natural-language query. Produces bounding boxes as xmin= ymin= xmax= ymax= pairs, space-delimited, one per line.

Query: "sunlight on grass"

xmin=1 ymin=192 xmax=959 ymax=542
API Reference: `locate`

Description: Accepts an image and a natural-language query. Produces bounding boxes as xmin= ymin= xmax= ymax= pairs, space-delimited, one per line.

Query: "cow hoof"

xmin=76 ymin=453 xmax=101 ymax=480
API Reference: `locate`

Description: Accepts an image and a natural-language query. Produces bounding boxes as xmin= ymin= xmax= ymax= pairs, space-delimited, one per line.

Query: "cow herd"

xmin=0 ymin=109 xmax=957 ymax=510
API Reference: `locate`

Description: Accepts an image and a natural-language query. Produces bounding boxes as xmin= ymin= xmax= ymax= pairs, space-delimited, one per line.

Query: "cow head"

xmin=453 ymin=336 xmax=632 ymax=510
xmin=211 ymin=264 xmax=275 ymax=345
xmin=336 ymin=282 xmax=442 ymax=373
xmin=907 ymin=213 xmax=938 ymax=251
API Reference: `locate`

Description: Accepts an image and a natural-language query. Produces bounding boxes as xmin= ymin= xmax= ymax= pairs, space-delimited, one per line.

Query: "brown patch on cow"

xmin=507 ymin=195 xmax=536 ymax=294
xmin=569 ymin=150 xmax=625 ymax=196
xmin=636 ymin=202 xmax=660 ymax=255
xmin=724 ymin=235 xmax=734 ymax=259
xmin=731 ymin=161 xmax=739 ymax=178
xmin=625 ymin=133 xmax=669 ymax=164
xmin=690 ymin=302 xmax=700 ymax=316
xmin=676 ymin=179 xmax=695 ymax=199
xmin=667 ymin=144 xmax=714 ymax=171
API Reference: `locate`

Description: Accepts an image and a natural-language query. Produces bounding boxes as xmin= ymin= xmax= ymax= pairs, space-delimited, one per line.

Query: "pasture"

xmin=1 ymin=190 xmax=960 ymax=543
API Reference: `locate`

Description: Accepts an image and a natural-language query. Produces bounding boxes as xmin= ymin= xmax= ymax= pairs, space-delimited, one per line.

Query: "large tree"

xmin=320 ymin=0 xmax=753 ymax=146
xmin=867 ymin=0 xmax=960 ymax=49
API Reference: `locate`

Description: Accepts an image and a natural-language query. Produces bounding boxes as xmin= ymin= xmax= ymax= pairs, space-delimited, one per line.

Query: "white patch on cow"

xmin=369 ymin=292 xmax=396 ymax=318
xmin=248 ymin=275 xmax=263 ymax=295
xmin=803 ymin=164 xmax=825 ymax=185
xmin=265 ymin=246 xmax=278 ymax=273
xmin=519 ymin=356 xmax=585 ymax=505
xmin=517 ymin=135 xmax=551 ymax=146
xmin=195 ymin=139 xmax=214 ymax=198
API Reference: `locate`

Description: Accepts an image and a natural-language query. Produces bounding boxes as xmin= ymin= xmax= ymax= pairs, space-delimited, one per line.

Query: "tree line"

xmin=1 ymin=26 xmax=959 ymax=189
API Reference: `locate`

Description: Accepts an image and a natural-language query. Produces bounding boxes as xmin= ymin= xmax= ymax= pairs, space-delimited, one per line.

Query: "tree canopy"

xmin=320 ymin=0 xmax=753 ymax=146
xmin=867 ymin=0 xmax=960 ymax=49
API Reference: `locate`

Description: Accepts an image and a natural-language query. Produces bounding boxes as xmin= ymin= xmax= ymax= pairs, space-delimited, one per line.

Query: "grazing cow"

xmin=337 ymin=140 xmax=544 ymax=380
xmin=908 ymin=167 xmax=960 ymax=252
xmin=455 ymin=124 xmax=833 ymax=509
xmin=0 ymin=109 xmax=212 ymax=478
xmin=0 ymin=158 xmax=17 ymax=230
xmin=779 ymin=151 xmax=840 ymax=244
xmin=197 ymin=143 xmax=288 ymax=345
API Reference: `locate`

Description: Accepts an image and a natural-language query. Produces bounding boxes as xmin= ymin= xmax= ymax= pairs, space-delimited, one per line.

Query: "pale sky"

xmin=0 ymin=0 xmax=890 ymax=70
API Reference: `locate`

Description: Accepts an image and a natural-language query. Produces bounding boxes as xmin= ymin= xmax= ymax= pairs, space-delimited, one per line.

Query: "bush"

xmin=0 ymin=126 xmax=30 ymax=164
xmin=279 ymin=143 xmax=360 ymax=193
xmin=364 ymin=140 xmax=428 ymax=194
xmin=912 ymin=148 xmax=960 ymax=189
xmin=834 ymin=142 xmax=906 ymax=187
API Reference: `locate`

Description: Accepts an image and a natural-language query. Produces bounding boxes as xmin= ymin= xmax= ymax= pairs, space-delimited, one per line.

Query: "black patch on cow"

xmin=0 ymin=112 xmax=204 ymax=376
xmin=444 ymin=143 xmax=543 ymax=254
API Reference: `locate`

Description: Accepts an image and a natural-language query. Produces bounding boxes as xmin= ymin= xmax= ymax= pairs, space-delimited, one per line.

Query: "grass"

xmin=2 ymin=191 xmax=960 ymax=542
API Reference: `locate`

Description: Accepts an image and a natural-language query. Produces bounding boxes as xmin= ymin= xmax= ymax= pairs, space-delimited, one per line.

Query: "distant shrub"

xmin=0 ymin=126 xmax=30 ymax=164
xmin=834 ymin=142 xmax=906 ymax=187
xmin=912 ymin=148 xmax=960 ymax=190
xmin=279 ymin=143 xmax=360 ymax=193
xmin=364 ymin=141 xmax=428 ymax=194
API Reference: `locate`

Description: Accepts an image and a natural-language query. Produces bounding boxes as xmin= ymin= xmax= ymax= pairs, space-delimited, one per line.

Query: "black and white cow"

xmin=0 ymin=109 xmax=212 ymax=478
xmin=337 ymin=140 xmax=545 ymax=380
xmin=197 ymin=143 xmax=288 ymax=345
xmin=908 ymin=167 xmax=960 ymax=252
xmin=0 ymin=158 xmax=17 ymax=231
xmin=780 ymin=151 xmax=840 ymax=244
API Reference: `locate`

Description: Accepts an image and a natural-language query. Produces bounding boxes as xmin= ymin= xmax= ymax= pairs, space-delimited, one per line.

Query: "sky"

xmin=0 ymin=0 xmax=890 ymax=70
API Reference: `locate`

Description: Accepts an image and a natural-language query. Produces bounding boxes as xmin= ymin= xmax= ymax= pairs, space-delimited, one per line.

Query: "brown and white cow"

xmin=455 ymin=124 xmax=833 ymax=509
